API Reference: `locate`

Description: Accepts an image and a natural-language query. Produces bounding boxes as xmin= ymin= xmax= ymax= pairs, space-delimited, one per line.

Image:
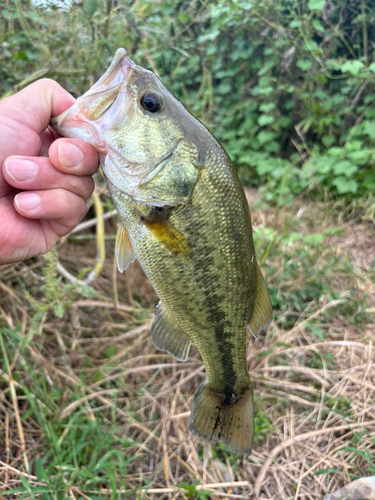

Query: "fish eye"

xmin=140 ymin=93 xmax=161 ymax=113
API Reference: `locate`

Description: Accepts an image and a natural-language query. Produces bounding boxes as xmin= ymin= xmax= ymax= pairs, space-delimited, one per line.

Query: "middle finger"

xmin=3 ymin=155 xmax=94 ymax=200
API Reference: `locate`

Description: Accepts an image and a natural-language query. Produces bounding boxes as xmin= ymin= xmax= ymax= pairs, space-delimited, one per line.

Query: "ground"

xmin=0 ymin=186 xmax=374 ymax=500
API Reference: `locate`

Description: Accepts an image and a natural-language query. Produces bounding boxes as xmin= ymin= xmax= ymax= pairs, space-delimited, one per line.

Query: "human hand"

xmin=0 ymin=79 xmax=99 ymax=265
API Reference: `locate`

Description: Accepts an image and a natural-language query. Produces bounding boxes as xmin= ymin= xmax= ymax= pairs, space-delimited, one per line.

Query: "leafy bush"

xmin=1 ymin=0 xmax=375 ymax=200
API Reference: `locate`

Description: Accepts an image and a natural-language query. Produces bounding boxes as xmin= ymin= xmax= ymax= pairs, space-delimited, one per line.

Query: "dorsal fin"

xmin=115 ymin=221 xmax=136 ymax=273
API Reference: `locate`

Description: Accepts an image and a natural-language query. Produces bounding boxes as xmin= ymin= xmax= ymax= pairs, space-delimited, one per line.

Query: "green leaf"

xmin=53 ymin=303 xmax=64 ymax=318
xmin=258 ymin=60 xmax=276 ymax=76
xmin=178 ymin=483 xmax=195 ymax=493
xmin=277 ymin=116 xmax=291 ymax=127
xmin=332 ymin=176 xmax=358 ymax=194
xmin=308 ymin=0 xmax=325 ymax=11
xmin=310 ymin=326 xmax=325 ymax=340
xmin=217 ymin=82 xmax=232 ymax=94
xmin=289 ymin=20 xmax=302 ymax=28
xmin=257 ymin=131 xmax=276 ymax=144
xmin=105 ymin=345 xmax=117 ymax=358
xmin=322 ymin=135 xmax=335 ymax=147
xmin=314 ymin=468 xmax=341 ymax=476
xmin=344 ymin=140 xmax=362 ymax=152
xmin=259 ymin=102 xmax=275 ymax=113
xmin=198 ymin=28 xmax=220 ymax=43
xmin=303 ymin=39 xmax=319 ymax=52
xmin=296 ymin=59 xmax=312 ymax=71
xmin=312 ymin=20 xmax=325 ymax=32
xmin=289 ymin=232 xmax=303 ymax=242
xmin=363 ymin=122 xmax=375 ymax=140
xmin=327 ymin=147 xmax=343 ymax=157
xmin=341 ymin=60 xmax=365 ymax=76
xmin=304 ymin=234 xmax=324 ymax=246
xmin=316 ymin=73 xmax=327 ymax=84
xmin=35 ymin=459 xmax=49 ymax=482
xmin=346 ymin=150 xmax=371 ymax=165
xmin=312 ymin=156 xmax=335 ymax=174
xmin=83 ymin=0 xmax=97 ymax=16
xmin=333 ymin=160 xmax=357 ymax=177
xmin=197 ymin=490 xmax=213 ymax=500
xmin=258 ymin=115 xmax=275 ymax=126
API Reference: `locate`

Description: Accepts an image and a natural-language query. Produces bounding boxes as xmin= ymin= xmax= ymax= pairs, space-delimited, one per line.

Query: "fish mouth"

xmin=50 ymin=48 xmax=135 ymax=148
xmin=77 ymin=48 xmax=135 ymax=108
xmin=50 ymin=48 xmax=182 ymax=206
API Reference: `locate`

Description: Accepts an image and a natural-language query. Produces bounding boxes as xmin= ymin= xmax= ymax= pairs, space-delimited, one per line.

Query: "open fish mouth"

xmin=50 ymin=49 xmax=135 ymax=151
xmin=51 ymin=48 xmax=186 ymax=205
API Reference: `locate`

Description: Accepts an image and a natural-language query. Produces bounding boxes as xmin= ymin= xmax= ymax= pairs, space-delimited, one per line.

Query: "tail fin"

xmin=189 ymin=381 xmax=254 ymax=455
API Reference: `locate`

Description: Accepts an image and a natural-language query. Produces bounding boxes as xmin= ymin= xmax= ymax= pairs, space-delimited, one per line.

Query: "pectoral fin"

xmin=141 ymin=211 xmax=192 ymax=260
xmin=115 ymin=222 xmax=136 ymax=272
xmin=151 ymin=302 xmax=191 ymax=362
xmin=247 ymin=263 xmax=272 ymax=338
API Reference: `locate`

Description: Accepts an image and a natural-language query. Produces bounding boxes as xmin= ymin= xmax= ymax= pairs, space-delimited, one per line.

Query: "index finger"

xmin=0 ymin=79 xmax=75 ymax=136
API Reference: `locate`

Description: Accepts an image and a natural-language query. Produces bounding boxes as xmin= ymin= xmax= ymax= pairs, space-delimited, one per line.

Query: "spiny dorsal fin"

xmin=151 ymin=301 xmax=191 ymax=362
xmin=115 ymin=221 xmax=136 ymax=273
xmin=247 ymin=262 xmax=272 ymax=338
xmin=141 ymin=211 xmax=192 ymax=260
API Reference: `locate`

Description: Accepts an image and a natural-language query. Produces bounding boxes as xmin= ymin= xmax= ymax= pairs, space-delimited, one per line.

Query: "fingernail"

xmin=15 ymin=192 xmax=41 ymax=211
xmin=6 ymin=158 xmax=37 ymax=182
xmin=58 ymin=142 xmax=84 ymax=168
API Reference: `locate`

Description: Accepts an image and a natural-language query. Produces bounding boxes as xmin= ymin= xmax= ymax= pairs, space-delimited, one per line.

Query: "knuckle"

xmin=84 ymin=177 xmax=95 ymax=199
xmin=77 ymin=198 xmax=88 ymax=220
xmin=34 ymin=78 xmax=62 ymax=92
xmin=58 ymin=191 xmax=87 ymax=225
xmin=67 ymin=176 xmax=94 ymax=200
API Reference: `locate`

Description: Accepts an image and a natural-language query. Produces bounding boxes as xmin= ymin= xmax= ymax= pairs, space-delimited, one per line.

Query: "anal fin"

xmin=247 ymin=262 xmax=273 ymax=338
xmin=151 ymin=302 xmax=191 ymax=362
xmin=115 ymin=221 xmax=136 ymax=273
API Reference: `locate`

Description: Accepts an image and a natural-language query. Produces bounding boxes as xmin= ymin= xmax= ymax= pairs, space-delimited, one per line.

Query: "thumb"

xmin=0 ymin=79 xmax=76 ymax=196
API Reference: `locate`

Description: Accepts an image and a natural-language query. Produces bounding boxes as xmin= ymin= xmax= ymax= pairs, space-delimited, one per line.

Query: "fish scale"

xmin=51 ymin=48 xmax=273 ymax=455
xmin=111 ymin=145 xmax=254 ymax=418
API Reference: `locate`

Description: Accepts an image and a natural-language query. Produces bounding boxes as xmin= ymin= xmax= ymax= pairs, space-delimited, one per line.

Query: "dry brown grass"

xmin=0 ymin=192 xmax=374 ymax=499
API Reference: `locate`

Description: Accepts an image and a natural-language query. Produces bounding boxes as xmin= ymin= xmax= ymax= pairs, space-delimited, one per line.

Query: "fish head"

xmin=51 ymin=48 xmax=134 ymax=152
xmin=52 ymin=48 xmax=208 ymax=205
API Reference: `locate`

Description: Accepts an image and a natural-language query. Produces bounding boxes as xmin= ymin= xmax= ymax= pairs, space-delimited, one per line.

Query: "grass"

xmin=0 ymin=182 xmax=374 ymax=499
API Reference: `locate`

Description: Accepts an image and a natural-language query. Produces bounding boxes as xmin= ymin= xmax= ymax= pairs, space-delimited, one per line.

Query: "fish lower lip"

xmin=50 ymin=107 xmax=71 ymax=127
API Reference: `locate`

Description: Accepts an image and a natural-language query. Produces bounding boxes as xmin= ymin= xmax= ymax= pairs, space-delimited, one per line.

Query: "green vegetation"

xmin=1 ymin=0 xmax=375 ymax=498
xmin=2 ymin=0 xmax=375 ymax=200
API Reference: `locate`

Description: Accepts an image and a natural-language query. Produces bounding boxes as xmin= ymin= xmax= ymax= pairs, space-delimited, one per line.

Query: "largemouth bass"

xmin=51 ymin=48 xmax=272 ymax=455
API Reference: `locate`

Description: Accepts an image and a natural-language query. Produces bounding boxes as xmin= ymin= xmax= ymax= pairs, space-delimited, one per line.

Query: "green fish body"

xmin=52 ymin=49 xmax=272 ymax=455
